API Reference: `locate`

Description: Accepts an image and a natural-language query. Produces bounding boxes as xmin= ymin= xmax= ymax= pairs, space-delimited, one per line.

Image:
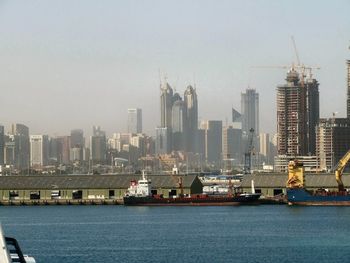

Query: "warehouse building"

xmin=0 ymin=174 xmax=202 ymax=204
xmin=241 ymin=173 xmax=350 ymax=196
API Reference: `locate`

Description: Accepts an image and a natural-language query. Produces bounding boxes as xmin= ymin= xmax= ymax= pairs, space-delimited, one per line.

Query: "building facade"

xmin=316 ymin=118 xmax=350 ymax=171
xmin=127 ymin=108 xmax=142 ymax=134
xmin=30 ymin=135 xmax=49 ymax=168
xmin=11 ymin=124 xmax=30 ymax=170
xmin=200 ymin=120 xmax=222 ymax=165
xmin=277 ymin=69 xmax=307 ymax=156
xmin=184 ymin=85 xmax=198 ymax=153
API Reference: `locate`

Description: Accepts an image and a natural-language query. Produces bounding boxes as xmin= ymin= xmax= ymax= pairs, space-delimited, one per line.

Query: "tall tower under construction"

xmin=277 ymin=69 xmax=307 ymax=156
xmin=277 ymin=68 xmax=320 ymax=156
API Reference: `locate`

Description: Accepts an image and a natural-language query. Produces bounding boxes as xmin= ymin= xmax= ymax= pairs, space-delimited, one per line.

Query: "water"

xmin=1 ymin=205 xmax=350 ymax=263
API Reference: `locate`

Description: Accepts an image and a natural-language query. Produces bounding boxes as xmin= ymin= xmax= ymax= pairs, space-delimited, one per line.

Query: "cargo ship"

xmin=287 ymin=149 xmax=350 ymax=206
xmin=123 ymin=172 xmax=261 ymax=206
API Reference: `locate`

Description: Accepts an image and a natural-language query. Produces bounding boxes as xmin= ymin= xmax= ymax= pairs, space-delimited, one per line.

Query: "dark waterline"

xmin=1 ymin=205 xmax=350 ymax=263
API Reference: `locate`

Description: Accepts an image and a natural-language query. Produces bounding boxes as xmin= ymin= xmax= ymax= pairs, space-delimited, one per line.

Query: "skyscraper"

xmin=222 ymin=125 xmax=242 ymax=161
xmin=241 ymin=89 xmax=259 ymax=136
xmin=90 ymin=126 xmax=107 ymax=164
xmin=316 ymin=118 xmax=350 ymax=171
xmin=184 ymin=85 xmax=198 ymax=153
xmin=277 ymin=69 xmax=320 ymax=157
xmin=277 ymin=69 xmax=307 ymax=156
xmin=30 ymin=135 xmax=49 ymax=167
xmin=172 ymin=98 xmax=186 ymax=151
xmin=11 ymin=123 xmax=30 ymax=170
xmin=155 ymin=127 xmax=170 ymax=155
xmin=160 ymin=82 xmax=174 ymax=129
xmin=305 ymin=78 xmax=319 ymax=155
xmin=127 ymin=108 xmax=142 ymax=134
xmin=160 ymin=82 xmax=174 ymax=152
xmin=200 ymin=120 xmax=222 ymax=165
xmin=70 ymin=129 xmax=84 ymax=148
xmin=347 ymin=60 xmax=350 ymax=119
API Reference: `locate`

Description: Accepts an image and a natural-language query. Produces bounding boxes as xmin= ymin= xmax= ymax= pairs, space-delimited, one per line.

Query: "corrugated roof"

xmin=0 ymin=174 xmax=200 ymax=190
xmin=241 ymin=173 xmax=350 ymax=188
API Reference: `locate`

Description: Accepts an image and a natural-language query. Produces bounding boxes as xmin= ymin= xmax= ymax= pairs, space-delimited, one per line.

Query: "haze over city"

xmin=1 ymin=0 xmax=349 ymax=136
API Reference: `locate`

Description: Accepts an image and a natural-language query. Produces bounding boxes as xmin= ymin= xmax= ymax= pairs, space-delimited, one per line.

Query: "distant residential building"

xmin=11 ymin=123 xmax=30 ymax=170
xmin=200 ymin=120 xmax=222 ymax=165
xmin=316 ymin=118 xmax=350 ymax=171
xmin=160 ymin=82 xmax=174 ymax=152
xmin=57 ymin=136 xmax=71 ymax=165
xmin=70 ymin=129 xmax=84 ymax=148
xmin=90 ymin=126 xmax=107 ymax=164
xmin=30 ymin=135 xmax=49 ymax=167
xmin=4 ymin=135 xmax=16 ymax=166
xmin=305 ymin=78 xmax=320 ymax=155
xmin=155 ymin=127 xmax=170 ymax=155
xmin=0 ymin=125 xmax=4 ymax=165
xmin=127 ymin=108 xmax=142 ymax=133
xmin=184 ymin=85 xmax=198 ymax=153
xmin=172 ymin=99 xmax=186 ymax=151
xmin=241 ymin=88 xmax=259 ymax=136
xmin=70 ymin=146 xmax=83 ymax=163
xmin=160 ymin=82 xmax=174 ymax=129
xmin=222 ymin=125 xmax=242 ymax=162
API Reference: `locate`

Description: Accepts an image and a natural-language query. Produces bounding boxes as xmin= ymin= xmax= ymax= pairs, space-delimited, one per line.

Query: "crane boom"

xmin=335 ymin=149 xmax=350 ymax=192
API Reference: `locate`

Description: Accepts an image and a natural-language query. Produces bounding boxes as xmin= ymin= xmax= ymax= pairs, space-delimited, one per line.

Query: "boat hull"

xmin=123 ymin=194 xmax=261 ymax=206
xmin=287 ymin=188 xmax=350 ymax=206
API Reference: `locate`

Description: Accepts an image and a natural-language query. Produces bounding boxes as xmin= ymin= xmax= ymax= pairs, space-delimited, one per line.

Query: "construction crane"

xmin=334 ymin=149 xmax=350 ymax=192
xmin=251 ymin=37 xmax=320 ymax=84
xmin=244 ymin=128 xmax=254 ymax=174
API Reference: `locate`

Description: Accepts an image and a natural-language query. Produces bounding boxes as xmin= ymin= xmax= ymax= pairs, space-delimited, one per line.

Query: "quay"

xmin=0 ymin=173 xmax=348 ymax=206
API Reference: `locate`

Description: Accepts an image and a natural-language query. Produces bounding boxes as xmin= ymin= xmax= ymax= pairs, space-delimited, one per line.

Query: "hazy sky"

xmin=1 ymin=0 xmax=349 ymax=137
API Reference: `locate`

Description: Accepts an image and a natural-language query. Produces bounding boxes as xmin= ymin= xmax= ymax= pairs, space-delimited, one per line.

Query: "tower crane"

xmin=244 ymin=128 xmax=255 ymax=174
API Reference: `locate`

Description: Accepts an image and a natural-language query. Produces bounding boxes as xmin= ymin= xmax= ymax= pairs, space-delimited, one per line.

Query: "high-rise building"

xmin=155 ymin=127 xmax=171 ymax=155
xmin=316 ymin=118 xmax=350 ymax=171
xmin=160 ymin=82 xmax=174 ymax=129
xmin=241 ymin=89 xmax=259 ymax=136
xmin=172 ymin=99 xmax=186 ymax=151
xmin=347 ymin=60 xmax=350 ymax=119
xmin=57 ymin=136 xmax=71 ymax=164
xmin=0 ymin=125 xmax=4 ymax=165
xmin=222 ymin=125 xmax=242 ymax=161
xmin=90 ymin=126 xmax=107 ymax=164
xmin=11 ymin=123 xmax=30 ymax=170
xmin=30 ymin=135 xmax=49 ymax=167
xmin=305 ymin=78 xmax=320 ymax=155
xmin=277 ymin=69 xmax=307 ymax=156
xmin=160 ymin=82 xmax=174 ymax=152
xmin=200 ymin=120 xmax=222 ymax=165
xmin=127 ymin=108 xmax=142 ymax=134
xmin=277 ymin=69 xmax=320 ymax=156
xmin=184 ymin=85 xmax=198 ymax=153
xmin=4 ymin=135 xmax=16 ymax=166
xmin=70 ymin=129 xmax=84 ymax=148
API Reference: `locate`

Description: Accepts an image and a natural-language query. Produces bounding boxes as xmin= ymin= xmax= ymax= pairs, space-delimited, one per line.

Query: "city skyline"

xmin=1 ymin=1 xmax=349 ymax=137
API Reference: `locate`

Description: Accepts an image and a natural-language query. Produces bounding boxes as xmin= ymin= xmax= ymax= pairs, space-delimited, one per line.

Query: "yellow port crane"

xmin=335 ymin=149 xmax=350 ymax=192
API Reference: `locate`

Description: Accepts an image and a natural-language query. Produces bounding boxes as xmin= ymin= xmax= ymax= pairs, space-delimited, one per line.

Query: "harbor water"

xmin=1 ymin=205 xmax=350 ymax=263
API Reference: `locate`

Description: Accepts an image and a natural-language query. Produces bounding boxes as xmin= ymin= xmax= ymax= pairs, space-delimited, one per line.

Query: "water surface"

xmin=1 ymin=205 xmax=350 ymax=263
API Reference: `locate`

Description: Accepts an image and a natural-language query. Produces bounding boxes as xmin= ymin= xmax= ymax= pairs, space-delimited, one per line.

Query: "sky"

xmin=0 ymin=0 xmax=349 ymax=137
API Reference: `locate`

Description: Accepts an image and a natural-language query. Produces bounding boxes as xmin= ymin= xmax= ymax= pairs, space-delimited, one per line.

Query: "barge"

xmin=123 ymin=172 xmax=261 ymax=206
